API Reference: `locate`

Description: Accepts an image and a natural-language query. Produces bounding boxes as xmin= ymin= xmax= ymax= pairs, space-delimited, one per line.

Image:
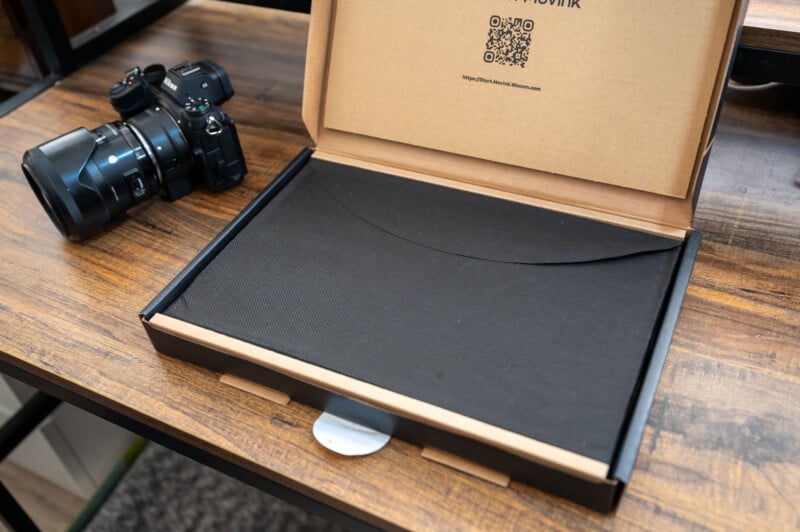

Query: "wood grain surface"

xmin=743 ymin=0 xmax=800 ymax=53
xmin=0 ymin=1 xmax=798 ymax=529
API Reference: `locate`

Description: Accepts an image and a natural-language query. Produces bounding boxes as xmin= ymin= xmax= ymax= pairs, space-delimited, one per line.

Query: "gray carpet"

xmin=86 ymin=443 xmax=344 ymax=532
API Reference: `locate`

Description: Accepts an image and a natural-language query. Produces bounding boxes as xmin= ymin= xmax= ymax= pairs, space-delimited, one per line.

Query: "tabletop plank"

xmin=0 ymin=1 xmax=798 ymax=529
xmin=743 ymin=0 xmax=800 ymax=53
xmin=695 ymin=86 xmax=800 ymax=265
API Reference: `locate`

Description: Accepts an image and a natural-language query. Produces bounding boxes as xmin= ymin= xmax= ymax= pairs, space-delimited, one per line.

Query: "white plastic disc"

xmin=312 ymin=411 xmax=391 ymax=456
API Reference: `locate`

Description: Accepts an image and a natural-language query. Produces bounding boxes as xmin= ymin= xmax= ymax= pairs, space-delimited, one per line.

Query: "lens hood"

xmin=22 ymin=128 xmax=104 ymax=241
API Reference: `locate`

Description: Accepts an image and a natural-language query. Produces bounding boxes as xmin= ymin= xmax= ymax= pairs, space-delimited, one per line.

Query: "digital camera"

xmin=22 ymin=60 xmax=247 ymax=241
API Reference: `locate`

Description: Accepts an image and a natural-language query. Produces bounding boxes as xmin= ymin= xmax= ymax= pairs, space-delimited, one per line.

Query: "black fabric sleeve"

xmin=165 ymin=158 xmax=681 ymax=464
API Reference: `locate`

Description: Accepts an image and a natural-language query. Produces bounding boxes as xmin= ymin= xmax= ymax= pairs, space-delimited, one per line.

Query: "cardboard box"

xmin=141 ymin=0 xmax=747 ymax=512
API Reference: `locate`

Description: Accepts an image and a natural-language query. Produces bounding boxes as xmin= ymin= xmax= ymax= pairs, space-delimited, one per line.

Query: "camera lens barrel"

xmin=127 ymin=107 xmax=192 ymax=200
xmin=22 ymin=122 xmax=162 ymax=241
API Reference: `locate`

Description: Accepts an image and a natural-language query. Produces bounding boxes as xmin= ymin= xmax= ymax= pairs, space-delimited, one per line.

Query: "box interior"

xmin=158 ymin=158 xmax=683 ymax=479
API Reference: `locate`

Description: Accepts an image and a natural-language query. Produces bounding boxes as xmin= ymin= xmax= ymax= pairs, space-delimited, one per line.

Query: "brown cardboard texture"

xmin=303 ymin=0 xmax=745 ymax=234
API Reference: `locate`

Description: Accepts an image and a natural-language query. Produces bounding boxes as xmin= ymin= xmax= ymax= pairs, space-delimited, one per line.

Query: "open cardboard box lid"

xmin=303 ymin=0 xmax=747 ymax=237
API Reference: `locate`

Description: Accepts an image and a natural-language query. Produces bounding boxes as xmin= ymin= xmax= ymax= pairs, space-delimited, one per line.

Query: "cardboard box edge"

xmin=141 ymin=315 xmax=622 ymax=513
xmin=139 ymin=147 xmax=313 ymax=321
xmin=610 ymin=230 xmax=702 ymax=484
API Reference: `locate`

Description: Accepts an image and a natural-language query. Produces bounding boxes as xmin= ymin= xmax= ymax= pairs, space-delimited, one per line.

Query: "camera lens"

xmin=21 ymin=107 xmax=191 ymax=241
xmin=127 ymin=107 xmax=192 ymax=201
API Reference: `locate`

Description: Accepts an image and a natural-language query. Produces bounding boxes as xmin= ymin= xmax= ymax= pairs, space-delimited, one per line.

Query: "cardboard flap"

xmin=324 ymin=0 xmax=735 ymax=199
xmin=304 ymin=0 xmax=746 ymax=233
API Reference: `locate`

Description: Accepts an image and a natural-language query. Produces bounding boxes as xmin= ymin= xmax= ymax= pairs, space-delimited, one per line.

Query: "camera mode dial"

xmin=183 ymin=96 xmax=213 ymax=117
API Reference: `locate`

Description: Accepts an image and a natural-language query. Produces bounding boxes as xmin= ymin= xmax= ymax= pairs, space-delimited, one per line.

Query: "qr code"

xmin=484 ymin=16 xmax=534 ymax=68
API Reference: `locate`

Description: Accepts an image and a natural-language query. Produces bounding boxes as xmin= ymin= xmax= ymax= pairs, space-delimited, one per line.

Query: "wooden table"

xmin=743 ymin=0 xmax=800 ymax=53
xmin=0 ymin=1 xmax=798 ymax=529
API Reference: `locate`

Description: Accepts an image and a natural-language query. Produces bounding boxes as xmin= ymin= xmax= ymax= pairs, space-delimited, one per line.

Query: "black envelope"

xmin=163 ymin=157 xmax=682 ymax=467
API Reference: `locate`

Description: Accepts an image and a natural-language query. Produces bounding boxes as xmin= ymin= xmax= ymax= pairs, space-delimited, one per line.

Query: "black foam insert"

xmin=166 ymin=158 xmax=682 ymax=464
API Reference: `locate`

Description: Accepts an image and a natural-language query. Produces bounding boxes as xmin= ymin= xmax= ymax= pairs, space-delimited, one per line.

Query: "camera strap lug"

xmin=205 ymin=116 xmax=223 ymax=136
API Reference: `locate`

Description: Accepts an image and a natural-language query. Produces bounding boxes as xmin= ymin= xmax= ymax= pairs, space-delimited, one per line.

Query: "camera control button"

xmin=124 ymin=170 xmax=148 ymax=200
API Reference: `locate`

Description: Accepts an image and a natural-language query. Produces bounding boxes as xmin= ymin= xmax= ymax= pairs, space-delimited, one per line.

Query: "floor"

xmin=0 ymin=461 xmax=86 ymax=532
xmin=83 ymin=443 xmax=340 ymax=532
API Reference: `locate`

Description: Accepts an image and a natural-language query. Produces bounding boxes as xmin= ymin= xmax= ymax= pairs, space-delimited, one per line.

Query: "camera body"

xmin=21 ymin=60 xmax=247 ymax=241
xmin=109 ymin=61 xmax=246 ymax=200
